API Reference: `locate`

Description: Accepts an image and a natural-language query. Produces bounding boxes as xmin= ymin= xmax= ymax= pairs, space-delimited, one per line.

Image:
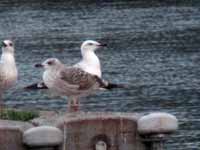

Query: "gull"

xmin=25 ymin=40 xmax=106 ymax=89
xmin=74 ymin=40 xmax=107 ymax=77
xmin=35 ymin=58 xmax=113 ymax=111
xmin=0 ymin=40 xmax=18 ymax=112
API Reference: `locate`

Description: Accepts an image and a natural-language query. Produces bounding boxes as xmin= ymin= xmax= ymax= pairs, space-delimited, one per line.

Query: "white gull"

xmin=74 ymin=40 xmax=107 ymax=77
xmin=0 ymin=40 xmax=18 ymax=111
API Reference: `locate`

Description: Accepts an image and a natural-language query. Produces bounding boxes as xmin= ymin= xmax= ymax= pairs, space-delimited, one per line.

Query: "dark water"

xmin=0 ymin=0 xmax=200 ymax=149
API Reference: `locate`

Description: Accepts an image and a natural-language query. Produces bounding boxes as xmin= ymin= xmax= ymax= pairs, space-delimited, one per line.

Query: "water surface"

xmin=0 ymin=1 xmax=200 ymax=149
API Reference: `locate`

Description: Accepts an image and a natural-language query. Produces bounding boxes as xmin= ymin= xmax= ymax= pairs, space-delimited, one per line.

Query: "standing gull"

xmin=35 ymin=58 xmax=112 ymax=111
xmin=25 ymin=40 xmax=106 ymax=89
xmin=74 ymin=40 xmax=107 ymax=77
xmin=0 ymin=40 xmax=18 ymax=112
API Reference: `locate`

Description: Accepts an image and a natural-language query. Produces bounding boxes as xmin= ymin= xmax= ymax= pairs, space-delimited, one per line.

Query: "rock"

xmin=137 ymin=112 xmax=178 ymax=135
xmin=0 ymin=127 xmax=24 ymax=150
xmin=57 ymin=112 xmax=144 ymax=150
xmin=0 ymin=120 xmax=33 ymax=150
xmin=31 ymin=111 xmax=60 ymax=126
xmin=0 ymin=119 xmax=33 ymax=131
xmin=23 ymin=126 xmax=63 ymax=147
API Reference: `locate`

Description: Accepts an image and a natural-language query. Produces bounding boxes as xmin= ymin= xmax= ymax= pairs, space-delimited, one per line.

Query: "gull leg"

xmin=67 ymin=97 xmax=79 ymax=112
xmin=67 ymin=97 xmax=80 ymax=112
xmin=0 ymin=93 xmax=3 ymax=118
xmin=67 ymin=97 xmax=74 ymax=112
xmin=72 ymin=97 xmax=80 ymax=112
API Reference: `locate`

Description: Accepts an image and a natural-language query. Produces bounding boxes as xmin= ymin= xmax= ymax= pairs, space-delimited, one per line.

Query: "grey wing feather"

xmin=60 ymin=67 xmax=99 ymax=90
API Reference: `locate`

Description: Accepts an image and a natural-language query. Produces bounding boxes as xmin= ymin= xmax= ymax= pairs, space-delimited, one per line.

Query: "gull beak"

xmin=1 ymin=41 xmax=7 ymax=47
xmin=35 ymin=63 xmax=43 ymax=68
xmin=98 ymin=43 xmax=107 ymax=47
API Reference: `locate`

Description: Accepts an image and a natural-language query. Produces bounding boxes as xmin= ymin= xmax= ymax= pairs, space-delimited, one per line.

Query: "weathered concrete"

xmin=137 ymin=112 xmax=178 ymax=135
xmin=23 ymin=126 xmax=63 ymax=147
xmin=0 ymin=111 xmax=179 ymax=150
xmin=0 ymin=119 xmax=33 ymax=150
xmin=137 ymin=113 xmax=178 ymax=150
xmin=0 ymin=119 xmax=33 ymax=131
xmin=0 ymin=127 xmax=24 ymax=150
xmin=31 ymin=111 xmax=60 ymax=126
xmin=57 ymin=112 xmax=145 ymax=150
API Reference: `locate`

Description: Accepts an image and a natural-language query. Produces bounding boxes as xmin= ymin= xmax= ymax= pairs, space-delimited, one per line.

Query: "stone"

xmin=0 ymin=119 xmax=33 ymax=131
xmin=137 ymin=112 xmax=178 ymax=135
xmin=23 ymin=126 xmax=63 ymax=147
xmin=31 ymin=111 xmax=61 ymax=126
xmin=0 ymin=119 xmax=33 ymax=150
xmin=57 ymin=112 xmax=145 ymax=150
xmin=0 ymin=127 xmax=24 ymax=150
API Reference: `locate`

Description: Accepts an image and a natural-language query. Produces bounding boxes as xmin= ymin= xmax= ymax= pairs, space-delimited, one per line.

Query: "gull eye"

xmin=47 ymin=61 xmax=53 ymax=65
xmin=88 ymin=43 xmax=93 ymax=46
xmin=9 ymin=43 xmax=13 ymax=47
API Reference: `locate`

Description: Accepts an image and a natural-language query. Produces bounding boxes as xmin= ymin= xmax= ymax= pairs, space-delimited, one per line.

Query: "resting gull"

xmin=25 ymin=40 xmax=106 ymax=89
xmin=35 ymin=58 xmax=114 ymax=111
xmin=74 ymin=40 xmax=106 ymax=77
xmin=0 ymin=40 xmax=18 ymax=112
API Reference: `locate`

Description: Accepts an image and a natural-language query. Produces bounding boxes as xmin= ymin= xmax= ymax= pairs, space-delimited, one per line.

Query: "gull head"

xmin=81 ymin=40 xmax=107 ymax=52
xmin=2 ymin=40 xmax=14 ymax=53
xmin=35 ymin=58 xmax=62 ymax=70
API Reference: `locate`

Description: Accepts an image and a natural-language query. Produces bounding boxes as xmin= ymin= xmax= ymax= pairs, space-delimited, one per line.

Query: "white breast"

xmin=43 ymin=70 xmax=55 ymax=88
xmin=0 ymin=53 xmax=17 ymax=90
xmin=75 ymin=61 xmax=101 ymax=77
xmin=74 ymin=51 xmax=102 ymax=77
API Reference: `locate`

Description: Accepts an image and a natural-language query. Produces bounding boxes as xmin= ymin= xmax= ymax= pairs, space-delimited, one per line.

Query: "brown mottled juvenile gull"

xmin=0 ymin=40 xmax=18 ymax=111
xmin=35 ymin=58 xmax=112 ymax=111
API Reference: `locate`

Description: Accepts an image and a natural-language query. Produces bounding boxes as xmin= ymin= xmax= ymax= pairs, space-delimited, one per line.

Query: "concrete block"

xmin=0 ymin=127 xmax=24 ymax=150
xmin=57 ymin=112 xmax=145 ymax=150
xmin=137 ymin=112 xmax=178 ymax=135
xmin=0 ymin=119 xmax=33 ymax=150
xmin=0 ymin=119 xmax=33 ymax=131
xmin=23 ymin=126 xmax=63 ymax=147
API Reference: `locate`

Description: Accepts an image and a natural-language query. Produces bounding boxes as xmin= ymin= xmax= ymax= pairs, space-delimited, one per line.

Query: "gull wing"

xmin=60 ymin=67 xmax=99 ymax=90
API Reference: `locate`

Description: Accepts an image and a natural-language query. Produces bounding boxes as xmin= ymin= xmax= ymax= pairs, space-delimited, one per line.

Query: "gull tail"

xmin=24 ymin=82 xmax=48 ymax=90
xmin=95 ymin=76 xmax=128 ymax=90
xmin=103 ymin=82 xmax=129 ymax=89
